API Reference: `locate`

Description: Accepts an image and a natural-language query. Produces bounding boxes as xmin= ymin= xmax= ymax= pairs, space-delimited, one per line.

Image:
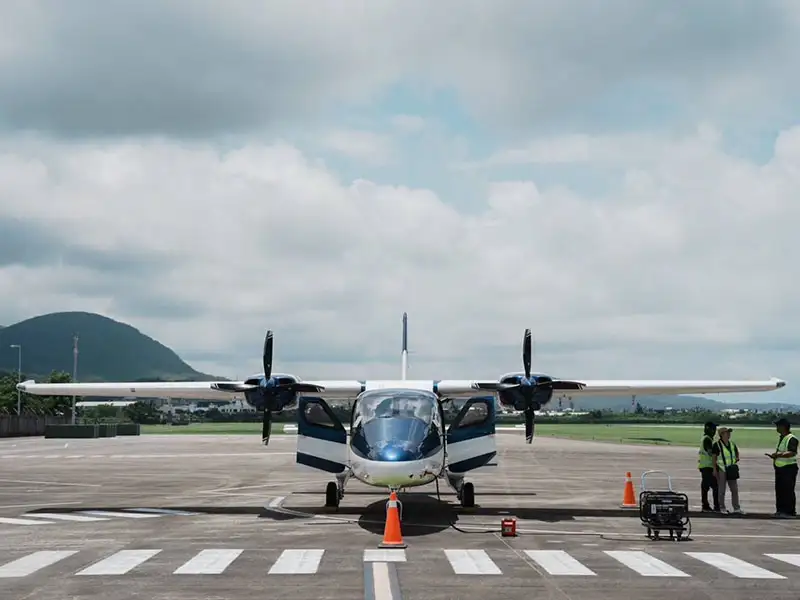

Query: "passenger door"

xmin=445 ymin=397 xmax=496 ymax=473
xmin=296 ymin=397 xmax=349 ymax=474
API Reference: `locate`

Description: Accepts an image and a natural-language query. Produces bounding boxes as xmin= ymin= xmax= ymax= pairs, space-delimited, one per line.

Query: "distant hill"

xmin=0 ymin=312 xmax=218 ymax=382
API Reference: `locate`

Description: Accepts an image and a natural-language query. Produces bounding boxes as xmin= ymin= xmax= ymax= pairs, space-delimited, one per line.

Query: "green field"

xmin=141 ymin=422 xmax=782 ymax=448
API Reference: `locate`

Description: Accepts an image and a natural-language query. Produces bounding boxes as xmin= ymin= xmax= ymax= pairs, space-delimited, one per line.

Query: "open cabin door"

xmin=296 ymin=397 xmax=349 ymax=474
xmin=445 ymin=397 xmax=496 ymax=473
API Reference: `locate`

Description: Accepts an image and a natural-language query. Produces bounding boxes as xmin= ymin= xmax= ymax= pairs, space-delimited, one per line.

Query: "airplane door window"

xmin=455 ymin=403 xmax=488 ymax=428
xmin=304 ymin=402 xmax=336 ymax=429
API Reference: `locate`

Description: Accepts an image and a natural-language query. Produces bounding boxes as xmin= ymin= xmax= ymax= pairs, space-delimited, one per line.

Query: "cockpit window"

xmin=355 ymin=390 xmax=436 ymax=422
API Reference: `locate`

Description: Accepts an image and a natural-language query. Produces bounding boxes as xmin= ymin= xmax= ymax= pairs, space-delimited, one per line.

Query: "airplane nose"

xmin=375 ymin=444 xmax=421 ymax=462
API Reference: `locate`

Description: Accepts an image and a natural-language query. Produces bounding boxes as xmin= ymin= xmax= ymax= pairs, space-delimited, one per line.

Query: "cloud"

xmin=0 ymin=1 xmax=798 ymax=137
xmin=0 ymin=128 xmax=797 ymax=396
xmin=319 ymin=129 xmax=395 ymax=164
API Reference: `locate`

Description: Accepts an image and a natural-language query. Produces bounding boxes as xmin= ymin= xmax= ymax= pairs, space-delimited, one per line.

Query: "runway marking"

xmin=78 ymin=510 xmax=163 ymax=519
xmin=0 ymin=551 xmax=78 ymax=578
xmin=77 ymin=549 xmax=162 ymax=576
xmin=174 ymin=549 xmax=243 ymax=575
xmin=0 ymin=501 xmax=82 ymax=510
xmin=24 ymin=513 xmax=109 ymax=522
xmin=766 ymin=553 xmax=800 ymax=568
xmin=686 ymin=552 xmax=785 ymax=579
xmin=0 ymin=516 xmax=53 ymax=525
xmin=604 ymin=551 xmax=690 ymax=577
xmin=0 ymin=478 xmax=101 ymax=488
xmin=364 ymin=549 xmax=407 ymax=562
xmin=524 ymin=550 xmax=596 ymax=575
xmin=443 ymin=549 xmax=502 ymax=575
xmin=267 ymin=549 xmax=324 ymax=574
xmin=366 ymin=561 xmax=402 ymax=600
xmin=126 ymin=508 xmax=199 ymax=516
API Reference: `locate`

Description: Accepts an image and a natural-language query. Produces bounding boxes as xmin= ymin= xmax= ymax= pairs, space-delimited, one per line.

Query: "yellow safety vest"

xmin=715 ymin=441 xmax=738 ymax=469
xmin=698 ymin=434 xmax=713 ymax=468
xmin=775 ymin=433 xmax=798 ymax=468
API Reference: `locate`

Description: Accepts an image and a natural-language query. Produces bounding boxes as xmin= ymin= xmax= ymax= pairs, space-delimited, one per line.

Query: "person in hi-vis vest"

xmin=767 ymin=417 xmax=798 ymax=518
xmin=712 ymin=427 xmax=743 ymax=514
xmin=698 ymin=421 xmax=720 ymax=512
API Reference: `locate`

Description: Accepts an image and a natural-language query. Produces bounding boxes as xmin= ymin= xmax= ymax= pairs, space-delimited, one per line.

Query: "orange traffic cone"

xmin=379 ymin=491 xmax=407 ymax=549
xmin=620 ymin=472 xmax=637 ymax=508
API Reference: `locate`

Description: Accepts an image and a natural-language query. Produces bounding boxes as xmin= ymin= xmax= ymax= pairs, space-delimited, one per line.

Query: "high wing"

xmin=554 ymin=378 xmax=786 ymax=397
xmin=16 ymin=376 xmax=786 ymax=400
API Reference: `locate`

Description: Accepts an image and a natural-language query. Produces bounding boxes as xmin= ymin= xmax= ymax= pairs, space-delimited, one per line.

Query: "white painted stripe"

xmin=371 ymin=562 xmax=395 ymax=600
xmin=443 ymin=549 xmax=502 ymax=575
xmin=25 ymin=512 xmax=109 ymax=522
xmin=364 ymin=549 xmax=407 ymax=562
xmin=766 ymin=553 xmax=800 ymax=567
xmin=79 ymin=510 xmax=163 ymax=519
xmin=0 ymin=551 xmax=77 ymax=578
xmin=125 ymin=508 xmax=199 ymax=516
xmin=174 ymin=549 xmax=243 ymax=574
xmin=268 ymin=549 xmax=324 ymax=574
xmin=446 ymin=434 xmax=495 ymax=466
xmin=297 ymin=435 xmax=349 ymax=464
xmin=604 ymin=551 xmax=689 ymax=577
xmin=0 ymin=516 xmax=53 ymax=525
xmin=77 ymin=549 xmax=161 ymax=576
xmin=524 ymin=550 xmax=596 ymax=575
xmin=686 ymin=552 xmax=785 ymax=579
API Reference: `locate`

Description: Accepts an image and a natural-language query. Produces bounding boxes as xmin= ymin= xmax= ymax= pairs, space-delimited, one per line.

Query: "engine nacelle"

xmin=496 ymin=372 xmax=555 ymax=411
xmin=241 ymin=373 xmax=301 ymax=412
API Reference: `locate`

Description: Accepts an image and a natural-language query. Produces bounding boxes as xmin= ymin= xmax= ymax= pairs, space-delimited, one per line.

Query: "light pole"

xmin=72 ymin=334 xmax=78 ymax=425
xmin=9 ymin=344 xmax=21 ymax=415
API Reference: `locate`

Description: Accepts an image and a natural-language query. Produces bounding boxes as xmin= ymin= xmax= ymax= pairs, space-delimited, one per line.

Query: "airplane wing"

xmin=15 ymin=380 xmax=247 ymax=401
xmin=555 ymin=377 xmax=786 ymax=397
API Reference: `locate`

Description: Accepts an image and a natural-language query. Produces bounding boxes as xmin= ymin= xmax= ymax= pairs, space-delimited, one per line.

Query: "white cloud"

xmin=319 ymin=129 xmax=394 ymax=164
xmin=0 ymin=127 xmax=797 ymax=396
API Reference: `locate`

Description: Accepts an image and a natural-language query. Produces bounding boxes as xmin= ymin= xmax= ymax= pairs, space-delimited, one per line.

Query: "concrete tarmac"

xmin=1 ymin=430 xmax=800 ymax=600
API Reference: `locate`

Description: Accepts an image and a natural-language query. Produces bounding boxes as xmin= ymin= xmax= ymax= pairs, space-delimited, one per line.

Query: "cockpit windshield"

xmin=350 ymin=389 xmax=442 ymax=462
xmin=354 ymin=390 xmax=436 ymax=423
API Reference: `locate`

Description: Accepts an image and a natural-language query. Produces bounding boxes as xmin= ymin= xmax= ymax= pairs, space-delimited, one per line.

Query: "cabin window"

xmin=304 ymin=402 xmax=336 ymax=428
xmin=455 ymin=402 xmax=488 ymax=428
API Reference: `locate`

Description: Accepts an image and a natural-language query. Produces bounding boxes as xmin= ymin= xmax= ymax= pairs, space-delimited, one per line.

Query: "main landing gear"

xmin=446 ymin=472 xmax=475 ymax=508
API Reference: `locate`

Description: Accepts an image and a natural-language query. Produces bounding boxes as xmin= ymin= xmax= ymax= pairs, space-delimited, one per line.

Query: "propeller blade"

xmin=523 ymin=329 xmax=531 ymax=379
xmin=211 ymin=382 xmax=258 ymax=392
xmin=263 ymin=330 xmax=273 ymax=380
xmin=551 ymin=380 xmax=586 ymax=391
xmin=262 ymin=409 xmax=272 ymax=445
xmin=290 ymin=383 xmax=326 ymax=393
xmin=524 ymin=405 xmax=534 ymax=444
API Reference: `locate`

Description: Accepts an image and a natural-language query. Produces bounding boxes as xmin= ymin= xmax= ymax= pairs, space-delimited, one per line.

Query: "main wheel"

xmin=325 ymin=482 xmax=339 ymax=508
xmin=461 ymin=482 xmax=475 ymax=508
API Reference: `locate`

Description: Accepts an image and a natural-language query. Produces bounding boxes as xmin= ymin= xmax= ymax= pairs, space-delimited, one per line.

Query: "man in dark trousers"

xmin=767 ymin=417 xmax=798 ymax=518
xmin=698 ymin=421 xmax=720 ymax=512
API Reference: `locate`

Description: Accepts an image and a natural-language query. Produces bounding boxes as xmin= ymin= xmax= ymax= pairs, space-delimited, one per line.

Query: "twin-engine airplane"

xmin=17 ymin=314 xmax=786 ymax=510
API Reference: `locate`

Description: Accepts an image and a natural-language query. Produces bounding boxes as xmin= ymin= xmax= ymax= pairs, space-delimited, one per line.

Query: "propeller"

xmin=212 ymin=330 xmax=326 ymax=446
xmin=474 ymin=329 xmax=585 ymax=444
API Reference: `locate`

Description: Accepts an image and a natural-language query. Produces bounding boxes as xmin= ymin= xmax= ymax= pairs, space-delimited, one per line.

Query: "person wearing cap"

xmin=698 ymin=421 xmax=720 ymax=512
xmin=712 ymin=427 xmax=742 ymax=514
xmin=767 ymin=417 xmax=798 ymax=518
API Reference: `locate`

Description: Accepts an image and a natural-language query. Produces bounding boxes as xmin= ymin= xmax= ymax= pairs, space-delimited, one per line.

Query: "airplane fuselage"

xmin=347 ymin=388 xmax=445 ymax=488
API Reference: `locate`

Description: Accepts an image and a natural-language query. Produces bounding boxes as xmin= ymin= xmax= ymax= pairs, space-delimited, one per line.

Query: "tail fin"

xmin=401 ymin=312 xmax=408 ymax=380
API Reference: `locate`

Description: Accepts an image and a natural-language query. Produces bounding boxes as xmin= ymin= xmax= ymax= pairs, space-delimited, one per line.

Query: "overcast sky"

xmin=0 ymin=1 xmax=798 ymax=403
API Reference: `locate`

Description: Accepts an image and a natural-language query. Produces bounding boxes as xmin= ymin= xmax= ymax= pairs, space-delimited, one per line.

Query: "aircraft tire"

xmin=325 ymin=481 xmax=339 ymax=508
xmin=461 ymin=482 xmax=475 ymax=508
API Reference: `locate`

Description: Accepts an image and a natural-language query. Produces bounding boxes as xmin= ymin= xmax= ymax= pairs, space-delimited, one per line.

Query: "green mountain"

xmin=0 ymin=312 xmax=217 ymax=382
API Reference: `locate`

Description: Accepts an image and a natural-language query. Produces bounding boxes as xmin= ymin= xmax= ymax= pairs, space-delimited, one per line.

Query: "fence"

xmin=0 ymin=415 xmax=69 ymax=438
